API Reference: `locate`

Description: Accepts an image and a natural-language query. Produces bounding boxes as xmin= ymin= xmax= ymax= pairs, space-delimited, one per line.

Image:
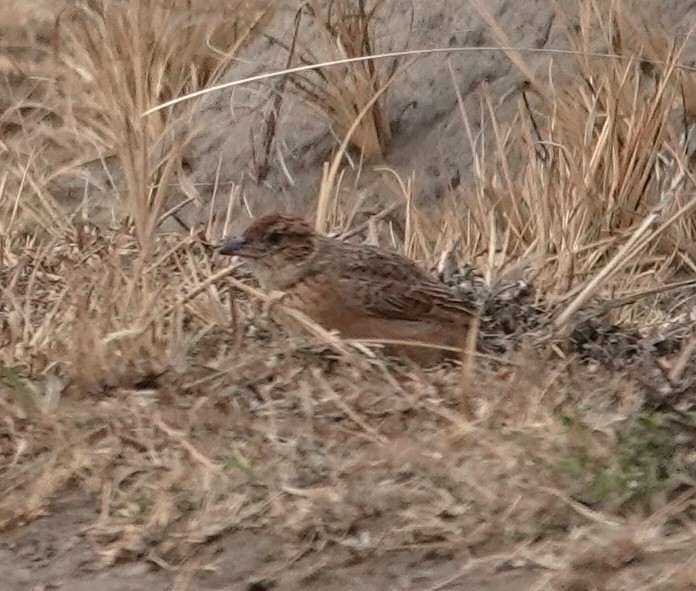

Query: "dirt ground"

xmin=2 ymin=492 xmax=693 ymax=591
xmin=0 ymin=493 xmax=535 ymax=591
xmin=3 ymin=1 xmax=696 ymax=590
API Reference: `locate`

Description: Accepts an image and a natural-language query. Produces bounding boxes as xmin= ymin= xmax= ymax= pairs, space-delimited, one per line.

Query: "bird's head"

xmin=219 ymin=213 xmax=319 ymax=289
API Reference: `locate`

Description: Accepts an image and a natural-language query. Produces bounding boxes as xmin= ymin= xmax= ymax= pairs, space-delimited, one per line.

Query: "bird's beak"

xmin=219 ymin=237 xmax=248 ymax=256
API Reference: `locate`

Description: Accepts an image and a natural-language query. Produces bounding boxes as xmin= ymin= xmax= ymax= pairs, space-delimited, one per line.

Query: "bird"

xmin=219 ymin=212 xmax=477 ymax=363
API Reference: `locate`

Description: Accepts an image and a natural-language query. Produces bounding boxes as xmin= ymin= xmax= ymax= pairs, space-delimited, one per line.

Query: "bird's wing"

xmin=333 ymin=244 xmax=475 ymax=323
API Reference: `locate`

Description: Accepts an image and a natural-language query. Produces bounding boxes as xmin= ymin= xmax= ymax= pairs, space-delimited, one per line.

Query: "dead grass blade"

xmin=314 ymin=67 xmax=398 ymax=232
xmin=293 ymin=0 xmax=394 ymax=162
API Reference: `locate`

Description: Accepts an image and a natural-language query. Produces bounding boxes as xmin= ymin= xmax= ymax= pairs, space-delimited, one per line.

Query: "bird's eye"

xmin=267 ymin=231 xmax=282 ymax=245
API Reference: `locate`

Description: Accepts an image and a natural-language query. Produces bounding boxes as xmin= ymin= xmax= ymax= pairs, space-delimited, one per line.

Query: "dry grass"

xmin=56 ymin=0 xmax=271 ymax=253
xmin=1 ymin=0 xmax=695 ymax=584
xmin=450 ymin=1 xmax=696 ymax=307
xmin=2 ymin=229 xmax=693 ymax=567
xmin=285 ymin=0 xmax=395 ymax=163
xmin=0 ymin=0 xmax=270 ymax=252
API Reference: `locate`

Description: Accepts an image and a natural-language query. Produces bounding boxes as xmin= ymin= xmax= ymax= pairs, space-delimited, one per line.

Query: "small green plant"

xmin=558 ymin=413 xmax=683 ymax=512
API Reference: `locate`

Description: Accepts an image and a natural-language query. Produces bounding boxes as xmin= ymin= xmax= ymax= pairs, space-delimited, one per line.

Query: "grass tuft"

xmin=289 ymin=0 xmax=395 ymax=163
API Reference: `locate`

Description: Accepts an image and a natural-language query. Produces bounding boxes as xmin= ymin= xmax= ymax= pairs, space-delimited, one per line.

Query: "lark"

xmin=220 ymin=213 xmax=476 ymax=362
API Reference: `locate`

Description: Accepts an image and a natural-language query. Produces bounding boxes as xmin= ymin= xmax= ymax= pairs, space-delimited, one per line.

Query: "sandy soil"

xmin=2 ymin=492 xmax=692 ymax=591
